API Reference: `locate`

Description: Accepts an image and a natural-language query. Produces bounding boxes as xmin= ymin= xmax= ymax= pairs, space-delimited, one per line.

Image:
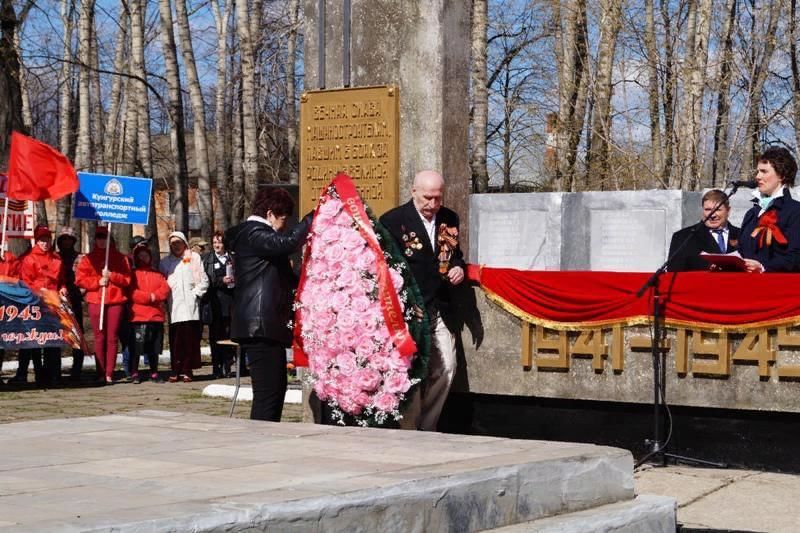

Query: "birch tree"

xmin=158 ymin=0 xmax=190 ymax=234
xmin=587 ymin=0 xmax=623 ymax=188
xmin=236 ymin=0 xmax=260 ymax=211
xmin=175 ymin=0 xmax=213 ymax=239
xmin=471 ymin=0 xmax=489 ymax=192
xmin=57 ymin=0 xmax=75 ymax=228
xmin=286 ymin=0 xmax=300 ymax=184
xmin=211 ymin=0 xmax=232 ymax=227
xmin=644 ymin=0 xmax=663 ymax=182
xmin=711 ymin=0 xmax=738 ymax=186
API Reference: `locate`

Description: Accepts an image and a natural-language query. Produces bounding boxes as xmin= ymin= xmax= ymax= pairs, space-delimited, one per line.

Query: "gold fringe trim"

xmin=482 ymin=288 xmax=800 ymax=333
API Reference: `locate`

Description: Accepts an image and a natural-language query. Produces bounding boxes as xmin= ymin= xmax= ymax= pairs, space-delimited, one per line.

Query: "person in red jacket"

xmin=127 ymin=241 xmax=169 ymax=383
xmin=0 ymin=249 xmax=20 ymax=384
xmin=15 ymin=225 xmax=65 ymax=387
xmin=75 ymin=226 xmax=132 ymax=384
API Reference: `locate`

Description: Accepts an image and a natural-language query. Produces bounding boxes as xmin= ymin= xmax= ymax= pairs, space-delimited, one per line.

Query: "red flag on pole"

xmin=7 ymin=131 xmax=79 ymax=201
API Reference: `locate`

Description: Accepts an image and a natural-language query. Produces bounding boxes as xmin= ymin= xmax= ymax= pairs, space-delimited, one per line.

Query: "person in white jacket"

xmin=159 ymin=231 xmax=209 ymax=382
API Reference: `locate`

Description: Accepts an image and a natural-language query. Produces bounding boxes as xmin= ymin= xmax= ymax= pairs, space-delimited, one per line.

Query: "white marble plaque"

xmin=478 ymin=210 xmax=547 ymax=269
xmin=590 ymin=209 xmax=666 ymax=271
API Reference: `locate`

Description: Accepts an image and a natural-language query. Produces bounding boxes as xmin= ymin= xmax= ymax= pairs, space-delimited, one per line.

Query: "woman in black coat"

xmin=739 ymin=147 xmax=800 ymax=273
xmin=224 ymin=188 xmax=311 ymax=421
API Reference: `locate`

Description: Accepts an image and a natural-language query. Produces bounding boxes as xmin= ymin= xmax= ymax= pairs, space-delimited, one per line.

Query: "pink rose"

xmin=341 ymin=229 xmax=365 ymax=251
xmin=353 ymin=391 xmax=372 ymax=407
xmin=335 ymin=352 xmax=358 ymax=375
xmin=327 ymin=259 xmax=344 ymax=276
xmin=321 ymin=225 xmax=343 ymax=244
xmin=340 ymin=329 xmax=359 ymax=349
xmin=389 ymin=268 xmax=404 ymax=291
xmin=355 ymin=252 xmax=377 ymax=274
xmin=354 ymin=367 xmax=382 ymax=392
xmin=373 ymin=392 xmax=399 ymax=412
xmin=351 ymin=295 xmax=371 ymax=313
xmin=335 ymin=267 xmax=360 ymax=289
xmin=318 ymin=197 xmax=343 ymax=220
xmin=331 ymin=290 xmax=350 ymax=310
xmin=312 ymin=310 xmax=336 ymax=330
xmin=337 ymin=309 xmax=358 ymax=329
xmin=383 ymin=371 xmax=411 ymax=394
xmin=355 ymin=338 xmax=376 ymax=359
xmin=324 ymin=244 xmax=344 ymax=263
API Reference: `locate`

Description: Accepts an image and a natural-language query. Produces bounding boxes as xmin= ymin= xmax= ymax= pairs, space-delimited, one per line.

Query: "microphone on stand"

xmin=728 ymin=179 xmax=758 ymax=189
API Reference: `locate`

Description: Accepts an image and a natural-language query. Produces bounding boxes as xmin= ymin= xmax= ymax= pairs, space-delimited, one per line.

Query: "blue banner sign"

xmin=74 ymin=172 xmax=153 ymax=225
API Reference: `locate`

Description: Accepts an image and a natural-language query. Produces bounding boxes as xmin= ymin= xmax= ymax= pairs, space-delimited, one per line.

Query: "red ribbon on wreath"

xmin=750 ymin=210 xmax=788 ymax=249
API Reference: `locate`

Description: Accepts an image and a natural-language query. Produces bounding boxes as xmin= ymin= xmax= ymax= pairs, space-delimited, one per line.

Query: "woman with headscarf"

xmin=75 ymin=226 xmax=132 ymax=384
xmin=159 ymin=231 xmax=209 ymax=382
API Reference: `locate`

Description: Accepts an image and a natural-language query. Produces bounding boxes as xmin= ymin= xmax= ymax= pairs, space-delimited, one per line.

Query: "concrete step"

xmin=486 ymin=494 xmax=676 ymax=533
xmin=0 ymin=411 xmax=665 ymax=532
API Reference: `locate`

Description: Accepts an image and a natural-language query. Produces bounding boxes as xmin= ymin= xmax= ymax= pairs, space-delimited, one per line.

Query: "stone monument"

xmin=303 ymin=0 xmax=471 ymax=249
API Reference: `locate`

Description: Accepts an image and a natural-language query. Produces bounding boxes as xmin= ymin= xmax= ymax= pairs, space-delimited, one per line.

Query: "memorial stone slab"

xmin=469 ymin=193 xmax=563 ymax=269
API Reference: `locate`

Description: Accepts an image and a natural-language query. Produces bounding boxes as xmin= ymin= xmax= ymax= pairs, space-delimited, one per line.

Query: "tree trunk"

xmin=158 ymin=0 xmax=190 ymax=235
xmin=555 ymin=0 xmax=588 ymax=191
xmin=56 ymin=0 xmax=75 ymax=229
xmin=231 ymin=78 xmax=245 ymax=225
xmin=131 ymin=0 xmax=158 ymax=257
xmin=745 ymin=0 xmax=781 ymax=167
xmin=660 ymin=0 xmax=676 ymax=187
xmin=587 ymin=0 xmax=623 ymax=188
xmin=711 ymin=0 xmax=737 ymax=187
xmin=89 ymin=10 xmax=104 ymax=172
xmin=74 ymin=0 xmax=94 ymax=174
xmin=286 ymin=0 xmax=300 ymax=184
xmin=236 ymin=0 xmax=260 ymax=210
xmin=175 ymin=0 xmax=213 ymax=240
xmin=644 ymin=0 xmax=663 ymax=183
xmin=103 ymin=2 xmax=128 ymax=175
xmin=792 ymin=0 xmax=800 ymax=153
xmin=210 ymin=0 xmax=232 ymax=227
xmin=470 ymin=0 xmax=489 ymax=193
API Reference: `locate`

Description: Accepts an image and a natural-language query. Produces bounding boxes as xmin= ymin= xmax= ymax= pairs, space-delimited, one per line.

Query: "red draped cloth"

xmin=468 ymin=265 xmax=800 ymax=331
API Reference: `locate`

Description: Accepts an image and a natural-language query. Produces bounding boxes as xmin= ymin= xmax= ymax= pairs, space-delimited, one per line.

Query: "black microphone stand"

xmin=634 ymin=184 xmax=744 ymax=469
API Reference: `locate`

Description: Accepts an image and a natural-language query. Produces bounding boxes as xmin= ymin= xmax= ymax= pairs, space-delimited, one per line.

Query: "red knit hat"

xmin=33 ymin=225 xmax=52 ymax=241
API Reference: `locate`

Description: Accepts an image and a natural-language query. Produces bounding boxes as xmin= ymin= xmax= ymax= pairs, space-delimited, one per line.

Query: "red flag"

xmin=7 ymin=131 xmax=79 ymax=201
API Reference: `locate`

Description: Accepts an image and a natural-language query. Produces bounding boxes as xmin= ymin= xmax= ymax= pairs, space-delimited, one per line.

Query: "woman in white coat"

xmin=159 ymin=231 xmax=209 ymax=381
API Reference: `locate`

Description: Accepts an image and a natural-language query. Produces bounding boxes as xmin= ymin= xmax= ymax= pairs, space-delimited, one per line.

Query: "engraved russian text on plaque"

xmin=478 ymin=210 xmax=548 ymax=269
xmin=590 ymin=209 xmax=666 ymax=271
xmin=299 ymin=85 xmax=400 ymax=216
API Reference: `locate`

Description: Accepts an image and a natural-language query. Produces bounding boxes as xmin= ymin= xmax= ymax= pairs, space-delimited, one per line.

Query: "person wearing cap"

xmin=76 ymin=226 xmax=132 ymax=384
xmin=15 ymin=225 xmax=65 ymax=386
xmin=189 ymin=237 xmax=208 ymax=257
xmin=56 ymin=227 xmax=86 ymax=381
xmin=127 ymin=240 xmax=169 ymax=383
xmin=225 ymin=187 xmax=312 ymax=421
xmin=0 ymin=248 xmax=20 ymax=384
xmin=159 ymin=231 xmax=209 ymax=382
xmin=202 ymin=230 xmax=236 ymax=378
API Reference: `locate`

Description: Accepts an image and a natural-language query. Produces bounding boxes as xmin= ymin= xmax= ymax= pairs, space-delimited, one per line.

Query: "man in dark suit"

xmin=380 ymin=170 xmax=465 ymax=431
xmin=667 ymin=189 xmax=740 ymax=272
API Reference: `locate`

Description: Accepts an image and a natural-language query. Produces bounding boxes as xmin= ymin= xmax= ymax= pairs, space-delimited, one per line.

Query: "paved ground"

xmin=635 ymin=464 xmax=800 ymax=532
xmin=2 ymin=364 xmax=798 ymax=531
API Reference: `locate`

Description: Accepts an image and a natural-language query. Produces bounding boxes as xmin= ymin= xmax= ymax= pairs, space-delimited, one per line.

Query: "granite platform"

xmin=0 ymin=411 xmax=674 ymax=531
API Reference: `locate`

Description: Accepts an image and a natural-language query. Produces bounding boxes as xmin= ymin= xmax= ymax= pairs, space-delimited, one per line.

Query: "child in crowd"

xmin=127 ymin=240 xmax=169 ymax=383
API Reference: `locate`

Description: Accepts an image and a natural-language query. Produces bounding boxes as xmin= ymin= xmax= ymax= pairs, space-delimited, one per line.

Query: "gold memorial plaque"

xmin=299 ymin=85 xmax=400 ymax=216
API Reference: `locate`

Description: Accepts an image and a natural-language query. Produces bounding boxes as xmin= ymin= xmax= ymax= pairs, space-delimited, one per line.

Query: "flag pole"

xmin=98 ymin=221 xmax=112 ymax=330
xmin=0 ymin=197 xmax=8 ymax=261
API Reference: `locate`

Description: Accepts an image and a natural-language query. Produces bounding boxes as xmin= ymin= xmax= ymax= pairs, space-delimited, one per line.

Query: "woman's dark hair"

xmin=212 ymin=230 xmax=225 ymax=241
xmin=252 ymin=187 xmax=295 ymax=218
xmin=759 ymin=146 xmax=798 ymax=187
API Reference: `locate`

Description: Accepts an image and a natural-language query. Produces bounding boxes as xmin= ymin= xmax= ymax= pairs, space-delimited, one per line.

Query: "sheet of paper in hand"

xmin=700 ymin=251 xmax=747 ymax=271
xmin=293 ymin=173 xmax=430 ymax=427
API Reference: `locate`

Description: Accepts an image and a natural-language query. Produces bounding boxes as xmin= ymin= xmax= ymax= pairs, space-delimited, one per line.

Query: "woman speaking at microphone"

xmin=738 ymin=147 xmax=800 ymax=272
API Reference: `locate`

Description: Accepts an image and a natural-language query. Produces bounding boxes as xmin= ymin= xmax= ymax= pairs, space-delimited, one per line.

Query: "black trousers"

xmin=17 ymin=348 xmax=61 ymax=385
xmin=68 ymin=297 xmax=85 ymax=379
xmin=242 ymin=340 xmax=287 ymax=422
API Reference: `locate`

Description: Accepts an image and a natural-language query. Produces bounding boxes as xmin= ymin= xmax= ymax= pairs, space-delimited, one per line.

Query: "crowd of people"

xmin=0 ymin=223 xmax=240 ymax=387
